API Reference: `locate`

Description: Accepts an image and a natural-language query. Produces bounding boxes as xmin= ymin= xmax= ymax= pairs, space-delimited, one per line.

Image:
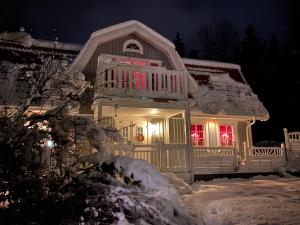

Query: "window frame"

xmin=219 ymin=124 xmax=234 ymax=147
xmin=190 ymin=124 xmax=205 ymax=147
xmin=123 ymin=39 xmax=144 ymax=54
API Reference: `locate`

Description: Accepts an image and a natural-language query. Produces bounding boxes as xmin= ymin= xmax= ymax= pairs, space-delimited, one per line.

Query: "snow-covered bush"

xmin=0 ymin=53 xmax=195 ymax=225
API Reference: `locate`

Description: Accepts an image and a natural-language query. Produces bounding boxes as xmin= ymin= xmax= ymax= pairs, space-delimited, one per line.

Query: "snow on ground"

xmin=180 ymin=176 xmax=300 ymax=225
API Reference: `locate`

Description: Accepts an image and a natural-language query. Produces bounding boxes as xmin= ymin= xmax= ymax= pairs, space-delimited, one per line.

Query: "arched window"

xmin=123 ymin=39 xmax=143 ymax=54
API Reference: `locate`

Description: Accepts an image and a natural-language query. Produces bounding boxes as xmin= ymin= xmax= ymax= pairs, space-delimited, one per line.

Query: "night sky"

xmin=1 ymin=0 xmax=288 ymax=44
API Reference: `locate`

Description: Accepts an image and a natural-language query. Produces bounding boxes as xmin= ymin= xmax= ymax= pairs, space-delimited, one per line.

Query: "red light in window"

xmin=119 ymin=60 xmax=146 ymax=66
xmin=191 ymin=132 xmax=199 ymax=138
xmin=141 ymin=72 xmax=146 ymax=89
xmin=190 ymin=124 xmax=204 ymax=146
xmin=220 ymin=125 xmax=233 ymax=146
xmin=132 ymin=60 xmax=146 ymax=66
xmin=135 ymin=71 xmax=139 ymax=89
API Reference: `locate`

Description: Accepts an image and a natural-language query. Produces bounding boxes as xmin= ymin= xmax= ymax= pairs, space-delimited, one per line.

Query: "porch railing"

xmin=97 ymin=63 xmax=186 ymax=100
xmin=288 ymin=132 xmax=300 ymax=141
xmin=192 ymin=147 xmax=238 ymax=173
xmin=162 ymin=144 xmax=187 ymax=171
xmin=193 ymin=147 xmax=235 ymax=157
xmin=249 ymin=146 xmax=284 ymax=157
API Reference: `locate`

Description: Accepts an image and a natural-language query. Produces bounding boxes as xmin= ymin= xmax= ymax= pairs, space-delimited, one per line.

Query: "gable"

xmin=83 ymin=33 xmax=174 ymax=80
xmin=71 ymin=20 xmax=185 ymax=81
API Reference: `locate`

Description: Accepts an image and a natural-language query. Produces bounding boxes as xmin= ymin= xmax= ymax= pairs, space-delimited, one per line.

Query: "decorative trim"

xmin=123 ymin=39 xmax=143 ymax=54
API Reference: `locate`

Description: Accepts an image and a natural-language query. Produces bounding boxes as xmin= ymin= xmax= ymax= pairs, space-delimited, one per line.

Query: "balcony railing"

xmin=96 ymin=63 xmax=186 ymax=100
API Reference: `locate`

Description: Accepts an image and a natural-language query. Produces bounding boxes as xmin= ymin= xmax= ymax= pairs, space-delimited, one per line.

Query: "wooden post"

xmin=243 ymin=142 xmax=248 ymax=164
xmin=283 ymin=128 xmax=290 ymax=163
xmin=185 ymin=105 xmax=194 ymax=183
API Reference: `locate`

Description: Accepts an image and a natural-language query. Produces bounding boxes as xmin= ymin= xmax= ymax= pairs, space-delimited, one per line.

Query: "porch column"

xmin=184 ymin=104 xmax=194 ymax=183
xmin=94 ymin=103 xmax=103 ymax=123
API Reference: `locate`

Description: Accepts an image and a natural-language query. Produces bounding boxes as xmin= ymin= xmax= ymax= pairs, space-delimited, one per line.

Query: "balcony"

xmin=96 ymin=62 xmax=186 ymax=100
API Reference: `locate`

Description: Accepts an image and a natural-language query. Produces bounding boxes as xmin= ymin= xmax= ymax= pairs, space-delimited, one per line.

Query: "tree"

xmin=191 ymin=21 xmax=240 ymax=62
xmin=173 ymin=32 xmax=186 ymax=57
xmin=240 ymin=24 xmax=265 ymax=91
xmin=0 ymin=53 xmax=125 ymax=224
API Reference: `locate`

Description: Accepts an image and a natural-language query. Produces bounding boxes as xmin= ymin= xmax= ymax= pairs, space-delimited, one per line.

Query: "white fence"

xmin=246 ymin=146 xmax=286 ymax=171
xmin=249 ymin=146 xmax=284 ymax=157
xmin=284 ymin=129 xmax=300 ymax=170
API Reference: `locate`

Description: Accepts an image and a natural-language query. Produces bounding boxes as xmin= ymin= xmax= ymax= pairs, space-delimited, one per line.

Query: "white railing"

xmin=163 ymin=144 xmax=187 ymax=170
xmin=108 ymin=143 xmax=188 ymax=171
xmin=249 ymin=146 xmax=284 ymax=157
xmin=193 ymin=147 xmax=235 ymax=157
xmin=289 ymin=132 xmax=300 ymax=142
xmin=109 ymin=144 xmax=160 ymax=168
xmin=97 ymin=62 xmax=186 ymax=100
xmin=131 ymin=144 xmax=160 ymax=168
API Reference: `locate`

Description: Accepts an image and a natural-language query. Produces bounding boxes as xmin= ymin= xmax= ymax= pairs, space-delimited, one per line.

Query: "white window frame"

xmin=123 ymin=39 xmax=144 ymax=54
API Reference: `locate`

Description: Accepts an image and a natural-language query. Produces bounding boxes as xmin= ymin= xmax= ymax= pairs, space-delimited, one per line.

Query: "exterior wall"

xmin=83 ymin=33 xmax=174 ymax=81
xmin=98 ymin=105 xmax=188 ymax=145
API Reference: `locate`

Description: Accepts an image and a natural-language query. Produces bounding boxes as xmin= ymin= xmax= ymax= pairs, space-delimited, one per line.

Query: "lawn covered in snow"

xmin=180 ymin=176 xmax=300 ymax=225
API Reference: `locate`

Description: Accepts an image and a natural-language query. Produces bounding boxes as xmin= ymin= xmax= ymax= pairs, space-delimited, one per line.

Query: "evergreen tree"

xmin=173 ymin=32 xmax=186 ymax=57
xmin=188 ymin=49 xmax=198 ymax=59
xmin=191 ymin=22 xmax=240 ymax=62
xmin=240 ymin=24 xmax=264 ymax=92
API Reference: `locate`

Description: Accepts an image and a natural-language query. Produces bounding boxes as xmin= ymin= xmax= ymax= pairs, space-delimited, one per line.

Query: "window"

xmin=220 ymin=125 xmax=233 ymax=147
xmin=191 ymin=124 xmax=205 ymax=146
xmin=137 ymin=127 xmax=143 ymax=135
xmin=123 ymin=39 xmax=143 ymax=54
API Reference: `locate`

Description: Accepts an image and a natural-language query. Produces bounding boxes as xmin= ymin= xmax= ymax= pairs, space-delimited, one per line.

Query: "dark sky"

xmin=1 ymin=0 xmax=289 ymax=44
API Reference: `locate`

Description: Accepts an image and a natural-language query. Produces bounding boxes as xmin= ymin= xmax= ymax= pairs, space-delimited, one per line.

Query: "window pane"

xmin=220 ymin=125 xmax=226 ymax=133
xmin=219 ymin=125 xmax=233 ymax=147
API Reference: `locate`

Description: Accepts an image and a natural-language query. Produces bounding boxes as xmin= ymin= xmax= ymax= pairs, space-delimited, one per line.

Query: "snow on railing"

xmin=97 ymin=63 xmax=186 ymax=100
xmin=249 ymin=146 xmax=284 ymax=157
xmin=193 ymin=147 xmax=235 ymax=157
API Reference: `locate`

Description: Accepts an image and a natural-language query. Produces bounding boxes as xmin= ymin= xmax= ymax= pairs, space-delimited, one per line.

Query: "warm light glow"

xmin=149 ymin=123 xmax=160 ymax=136
xmin=221 ymin=133 xmax=229 ymax=138
xmin=191 ymin=132 xmax=199 ymax=138
xmin=150 ymin=109 xmax=159 ymax=114
xmin=119 ymin=59 xmax=146 ymax=66
xmin=47 ymin=140 xmax=55 ymax=148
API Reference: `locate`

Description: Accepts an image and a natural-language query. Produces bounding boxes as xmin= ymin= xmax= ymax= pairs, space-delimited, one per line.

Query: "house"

xmin=1 ymin=21 xmax=292 ymax=182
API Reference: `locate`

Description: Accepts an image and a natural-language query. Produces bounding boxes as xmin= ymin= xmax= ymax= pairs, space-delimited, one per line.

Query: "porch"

xmin=96 ymin=105 xmax=297 ymax=182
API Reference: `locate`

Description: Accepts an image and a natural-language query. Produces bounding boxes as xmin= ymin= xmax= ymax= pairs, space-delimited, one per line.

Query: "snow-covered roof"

xmin=0 ymin=32 xmax=81 ymax=106
xmin=184 ymin=59 xmax=269 ymax=120
xmin=0 ymin=31 xmax=82 ymax=51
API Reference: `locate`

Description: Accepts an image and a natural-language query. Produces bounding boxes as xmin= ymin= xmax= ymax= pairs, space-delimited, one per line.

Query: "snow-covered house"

xmin=1 ymin=21 xmax=291 ymax=181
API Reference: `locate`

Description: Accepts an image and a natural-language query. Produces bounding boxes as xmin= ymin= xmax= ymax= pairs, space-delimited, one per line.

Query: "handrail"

xmin=97 ymin=62 xmax=186 ymax=99
xmin=193 ymin=147 xmax=235 ymax=157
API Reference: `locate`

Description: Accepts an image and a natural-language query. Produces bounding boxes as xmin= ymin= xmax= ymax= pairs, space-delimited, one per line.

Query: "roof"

xmin=0 ymin=32 xmax=80 ymax=64
xmin=183 ymin=58 xmax=269 ymax=120
xmin=0 ymin=31 xmax=81 ymax=106
xmin=0 ymin=27 xmax=269 ymax=120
